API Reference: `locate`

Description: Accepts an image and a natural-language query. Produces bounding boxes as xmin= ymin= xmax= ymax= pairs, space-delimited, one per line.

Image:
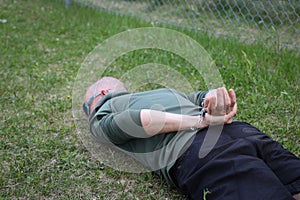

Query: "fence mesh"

xmin=70 ymin=0 xmax=299 ymax=51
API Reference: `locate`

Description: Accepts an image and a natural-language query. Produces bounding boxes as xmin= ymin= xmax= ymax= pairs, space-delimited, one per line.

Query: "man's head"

xmin=83 ymin=76 xmax=127 ymax=116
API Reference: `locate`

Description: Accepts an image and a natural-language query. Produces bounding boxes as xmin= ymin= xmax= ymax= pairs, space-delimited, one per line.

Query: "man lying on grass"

xmin=83 ymin=76 xmax=300 ymax=200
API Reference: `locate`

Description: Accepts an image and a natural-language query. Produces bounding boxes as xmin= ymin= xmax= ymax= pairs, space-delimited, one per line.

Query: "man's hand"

xmin=202 ymin=87 xmax=237 ymax=126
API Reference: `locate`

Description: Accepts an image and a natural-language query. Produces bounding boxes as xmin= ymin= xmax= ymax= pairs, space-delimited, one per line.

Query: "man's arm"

xmin=140 ymin=109 xmax=205 ymax=136
xmin=141 ymin=88 xmax=237 ymax=136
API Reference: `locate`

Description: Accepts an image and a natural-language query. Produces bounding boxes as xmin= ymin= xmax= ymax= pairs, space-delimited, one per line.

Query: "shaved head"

xmin=83 ymin=77 xmax=127 ymax=114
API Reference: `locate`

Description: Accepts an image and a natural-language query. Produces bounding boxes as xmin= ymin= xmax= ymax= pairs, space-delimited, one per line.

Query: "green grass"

xmin=0 ymin=0 xmax=299 ymax=199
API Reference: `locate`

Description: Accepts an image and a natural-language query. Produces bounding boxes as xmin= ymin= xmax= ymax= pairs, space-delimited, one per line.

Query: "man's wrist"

xmin=190 ymin=115 xmax=206 ymax=131
xmin=190 ymin=99 xmax=208 ymax=131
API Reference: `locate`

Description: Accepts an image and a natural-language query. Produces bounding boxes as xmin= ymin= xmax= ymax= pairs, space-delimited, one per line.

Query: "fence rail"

xmin=69 ymin=0 xmax=300 ymax=51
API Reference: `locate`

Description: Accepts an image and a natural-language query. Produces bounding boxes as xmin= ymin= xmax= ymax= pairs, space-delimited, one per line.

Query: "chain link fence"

xmin=69 ymin=0 xmax=299 ymax=51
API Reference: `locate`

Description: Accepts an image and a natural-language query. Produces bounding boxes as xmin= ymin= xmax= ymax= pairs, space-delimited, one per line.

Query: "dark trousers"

xmin=170 ymin=121 xmax=300 ymax=200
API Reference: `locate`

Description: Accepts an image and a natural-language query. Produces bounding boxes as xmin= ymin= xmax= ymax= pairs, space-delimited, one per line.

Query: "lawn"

xmin=0 ymin=0 xmax=299 ymax=199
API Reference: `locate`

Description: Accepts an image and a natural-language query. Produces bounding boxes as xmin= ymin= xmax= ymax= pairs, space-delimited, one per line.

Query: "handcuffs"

xmin=190 ymin=99 xmax=207 ymax=131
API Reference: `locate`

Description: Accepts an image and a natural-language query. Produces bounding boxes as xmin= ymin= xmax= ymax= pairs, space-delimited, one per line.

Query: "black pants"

xmin=170 ymin=121 xmax=300 ymax=200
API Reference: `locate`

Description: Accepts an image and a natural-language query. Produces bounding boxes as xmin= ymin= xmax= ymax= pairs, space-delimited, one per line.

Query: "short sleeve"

xmin=91 ymin=109 xmax=150 ymax=144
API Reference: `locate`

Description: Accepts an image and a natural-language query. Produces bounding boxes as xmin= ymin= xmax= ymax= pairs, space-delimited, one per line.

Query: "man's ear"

xmin=101 ymin=90 xmax=109 ymax=95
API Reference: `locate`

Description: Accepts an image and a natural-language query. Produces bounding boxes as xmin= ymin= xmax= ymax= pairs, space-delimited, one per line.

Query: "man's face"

xmin=83 ymin=89 xmax=111 ymax=116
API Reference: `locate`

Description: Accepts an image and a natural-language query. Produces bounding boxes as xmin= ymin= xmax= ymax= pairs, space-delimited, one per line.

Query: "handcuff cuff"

xmin=190 ymin=99 xmax=207 ymax=131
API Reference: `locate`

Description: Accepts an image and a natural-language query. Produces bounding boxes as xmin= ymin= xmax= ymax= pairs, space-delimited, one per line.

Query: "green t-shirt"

xmin=89 ymin=88 xmax=207 ymax=186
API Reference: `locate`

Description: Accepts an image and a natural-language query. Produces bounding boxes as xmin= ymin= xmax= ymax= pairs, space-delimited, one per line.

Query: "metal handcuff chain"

xmin=190 ymin=99 xmax=207 ymax=131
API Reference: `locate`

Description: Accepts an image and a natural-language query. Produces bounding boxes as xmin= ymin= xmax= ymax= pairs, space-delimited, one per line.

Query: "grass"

xmin=0 ymin=0 xmax=299 ymax=199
